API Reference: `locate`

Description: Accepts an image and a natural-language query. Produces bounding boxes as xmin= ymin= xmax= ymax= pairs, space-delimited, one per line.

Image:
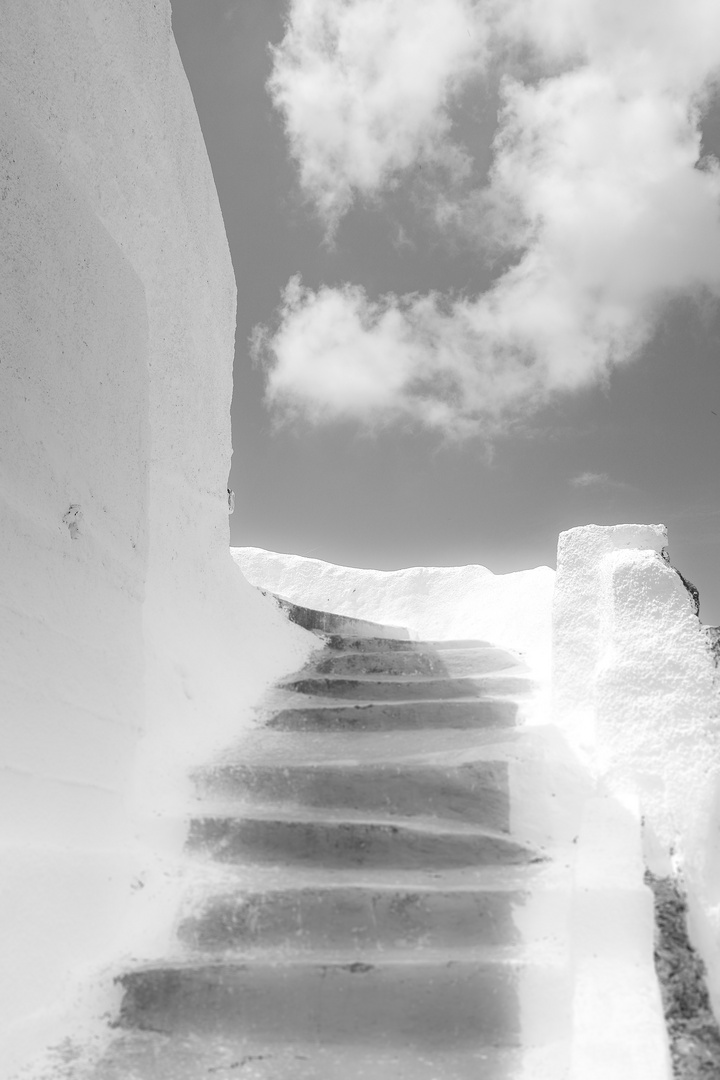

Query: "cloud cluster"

xmin=259 ymin=0 xmax=720 ymax=436
xmin=268 ymin=0 xmax=486 ymax=231
xmin=570 ymin=471 xmax=628 ymax=490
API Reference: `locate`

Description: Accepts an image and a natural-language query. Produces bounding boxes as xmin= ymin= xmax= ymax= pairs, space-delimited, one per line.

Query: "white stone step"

xmin=175 ymin=880 xmax=528 ymax=952
xmin=78 ymin=1030 xmax=534 ymax=1080
xmin=176 ymin=857 xmax=562 ymax=896
xmin=185 ymin=811 xmax=544 ymax=869
xmin=280 ymin=672 xmax=535 ymax=702
xmin=306 ymin=645 xmax=523 ymax=679
xmin=215 ymin=726 xmax=525 ymax=767
xmin=261 ymin=697 xmax=522 ymax=731
xmin=115 ymin=950 xmax=569 ymax=1045
xmin=323 ymin=636 xmax=497 ymax=652
xmin=193 ymin=758 xmax=512 ymax=829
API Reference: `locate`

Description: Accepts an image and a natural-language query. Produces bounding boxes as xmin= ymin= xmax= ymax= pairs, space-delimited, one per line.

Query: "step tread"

xmin=177 ymin=859 xmax=561 ymax=893
xmin=195 ymin=755 xmax=512 ymax=780
xmin=115 ymin=960 xmax=533 ymax=1046
xmin=188 ymin=805 xmax=520 ymax=838
xmin=121 ymin=942 xmax=566 ymax=976
xmin=305 ymin=648 xmax=524 ymax=679
xmin=114 ymin=953 xmax=569 ymax=1046
xmin=300 ymin=660 xmax=526 ymax=680
xmin=82 ymin=1031 xmax=530 ymax=1080
xmin=324 ymin=637 xmax=498 ymax=651
xmin=192 ymin=758 xmax=511 ymax=830
xmin=209 ymin=727 xmax=525 ymax=767
xmin=186 ymin=815 xmax=544 ymax=871
xmin=261 ymin=699 xmax=521 ymax=731
xmin=281 ymin=673 xmax=534 ymax=697
xmin=176 ymin=883 xmax=528 ymax=953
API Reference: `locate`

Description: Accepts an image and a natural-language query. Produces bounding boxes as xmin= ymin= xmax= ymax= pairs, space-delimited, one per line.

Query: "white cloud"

xmin=260 ymin=0 xmax=720 ymax=436
xmin=570 ymin=471 xmax=626 ymax=490
xmin=571 ymin=472 xmax=609 ymax=488
xmin=268 ymin=0 xmax=486 ymax=232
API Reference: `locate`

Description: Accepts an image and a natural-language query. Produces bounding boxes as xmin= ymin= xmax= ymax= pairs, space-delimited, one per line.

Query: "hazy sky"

xmin=171 ymin=0 xmax=720 ymax=623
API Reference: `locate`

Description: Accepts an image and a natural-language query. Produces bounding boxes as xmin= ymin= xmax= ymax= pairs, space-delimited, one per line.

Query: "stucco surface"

xmin=553 ymin=523 xmax=720 ymax=1019
xmin=234 ymin=546 xmax=555 ymax=666
xmin=0 ymin=4 xmax=313 ymax=1073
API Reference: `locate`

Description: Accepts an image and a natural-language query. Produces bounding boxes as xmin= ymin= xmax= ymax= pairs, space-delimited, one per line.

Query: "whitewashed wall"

xmin=553 ymin=524 xmax=720 ymax=1015
xmin=0 ymin=3 xmax=313 ymax=1073
xmin=234 ymin=546 xmax=555 ymax=667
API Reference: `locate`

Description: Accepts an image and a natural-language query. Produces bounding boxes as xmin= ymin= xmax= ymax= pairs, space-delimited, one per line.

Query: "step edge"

xmin=186 ymin=809 xmax=528 ymax=841
xmin=117 ymin=945 xmax=568 ymax=979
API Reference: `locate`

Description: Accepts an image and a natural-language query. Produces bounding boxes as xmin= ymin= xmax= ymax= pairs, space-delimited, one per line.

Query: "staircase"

xmin=66 ymin=605 xmax=667 ymax=1079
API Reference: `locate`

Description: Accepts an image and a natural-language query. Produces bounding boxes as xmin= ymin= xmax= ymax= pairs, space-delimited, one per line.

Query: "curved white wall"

xmin=0 ymin=4 xmax=313 ymax=1073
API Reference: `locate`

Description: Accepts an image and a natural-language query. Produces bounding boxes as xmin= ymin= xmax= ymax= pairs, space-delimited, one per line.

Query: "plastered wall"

xmin=234 ymin=546 xmax=555 ymax=665
xmin=0 ymin=3 xmax=312 ymax=1072
xmin=553 ymin=524 xmax=720 ymax=1015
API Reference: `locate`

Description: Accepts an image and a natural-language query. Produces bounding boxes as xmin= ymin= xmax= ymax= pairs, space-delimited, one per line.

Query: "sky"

xmin=170 ymin=0 xmax=720 ymax=623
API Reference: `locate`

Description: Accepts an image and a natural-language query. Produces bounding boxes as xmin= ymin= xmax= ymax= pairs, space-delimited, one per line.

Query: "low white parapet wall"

xmin=553 ymin=524 xmax=720 ymax=1013
xmin=233 ymin=546 xmax=555 ymax=671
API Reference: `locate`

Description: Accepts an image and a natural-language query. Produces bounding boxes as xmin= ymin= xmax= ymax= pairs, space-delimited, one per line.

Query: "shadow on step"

xmin=194 ymin=760 xmax=511 ymax=830
xmin=91 ymin=1031 xmax=525 ymax=1080
xmin=186 ymin=816 xmax=542 ymax=869
xmin=116 ymin=959 xmax=523 ymax=1049
xmin=177 ymin=884 xmax=525 ymax=952
xmin=262 ymin=698 xmax=520 ymax=731
xmin=282 ymin=675 xmax=532 ymax=702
